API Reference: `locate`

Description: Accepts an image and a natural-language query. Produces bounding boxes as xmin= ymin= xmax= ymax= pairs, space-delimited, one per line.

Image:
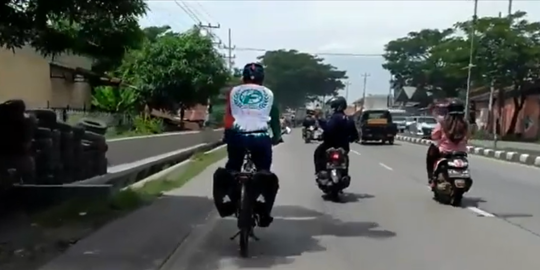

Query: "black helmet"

xmin=242 ymin=62 xmax=264 ymax=84
xmin=447 ymin=99 xmax=465 ymax=115
xmin=329 ymin=96 xmax=347 ymax=111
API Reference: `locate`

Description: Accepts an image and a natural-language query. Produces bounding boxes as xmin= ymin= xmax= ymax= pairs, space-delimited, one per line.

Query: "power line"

xmin=183 ymin=1 xmax=207 ymax=23
xmin=173 ymin=0 xmax=201 ymax=23
xmin=193 ymin=2 xmax=217 ymax=24
xmin=234 ymin=47 xmax=383 ymax=57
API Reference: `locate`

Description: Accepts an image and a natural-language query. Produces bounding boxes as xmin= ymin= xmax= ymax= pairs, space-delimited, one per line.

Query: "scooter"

xmin=313 ymin=127 xmax=324 ymax=141
xmin=304 ymin=126 xmax=314 ymax=143
xmin=316 ymin=147 xmax=351 ymax=200
xmin=431 ymin=151 xmax=473 ymax=206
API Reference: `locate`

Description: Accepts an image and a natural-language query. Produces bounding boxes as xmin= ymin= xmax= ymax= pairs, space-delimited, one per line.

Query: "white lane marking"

xmin=273 ymin=216 xmax=318 ymax=221
xmin=466 ymin=206 xmax=495 ymax=217
xmin=423 ymin=187 xmax=495 ymax=217
xmin=350 ymin=150 xmax=361 ymax=156
xmin=379 ymin=163 xmax=393 ymax=171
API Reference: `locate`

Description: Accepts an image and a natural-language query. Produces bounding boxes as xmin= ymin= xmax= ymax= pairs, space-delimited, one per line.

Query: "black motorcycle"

xmin=431 ymin=151 xmax=473 ymax=206
xmin=304 ymin=126 xmax=314 ymax=143
xmin=316 ymin=147 xmax=351 ymax=199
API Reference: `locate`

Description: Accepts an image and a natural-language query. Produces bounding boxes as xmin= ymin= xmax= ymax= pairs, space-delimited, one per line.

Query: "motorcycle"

xmin=313 ymin=127 xmax=323 ymax=141
xmin=304 ymin=126 xmax=314 ymax=143
xmin=316 ymin=147 xmax=351 ymax=199
xmin=431 ymin=151 xmax=472 ymax=206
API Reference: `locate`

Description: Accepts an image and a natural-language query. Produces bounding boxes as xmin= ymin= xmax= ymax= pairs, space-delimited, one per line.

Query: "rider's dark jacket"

xmin=302 ymin=116 xmax=316 ymax=127
xmin=318 ymin=112 xmax=359 ymax=148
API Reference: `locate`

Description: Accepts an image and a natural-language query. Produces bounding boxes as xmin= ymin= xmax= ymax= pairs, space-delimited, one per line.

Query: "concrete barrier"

xmin=12 ymin=140 xmax=224 ymax=208
xmin=106 ymin=129 xmax=223 ymax=166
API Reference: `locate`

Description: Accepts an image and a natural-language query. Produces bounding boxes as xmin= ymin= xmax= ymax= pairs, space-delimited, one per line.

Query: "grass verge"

xmin=33 ymin=146 xmax=227 ymax=228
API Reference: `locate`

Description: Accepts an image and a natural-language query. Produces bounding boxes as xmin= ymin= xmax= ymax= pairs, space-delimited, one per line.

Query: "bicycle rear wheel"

xmin=238 ymin=184 xmax=252 ymax=257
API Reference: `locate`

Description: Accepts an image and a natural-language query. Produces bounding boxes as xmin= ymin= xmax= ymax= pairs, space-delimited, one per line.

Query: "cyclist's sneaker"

xmin=257 ymin=215 xmax=274 ymax=228
xmin=254 ymin=203 xmax=274 ymax=228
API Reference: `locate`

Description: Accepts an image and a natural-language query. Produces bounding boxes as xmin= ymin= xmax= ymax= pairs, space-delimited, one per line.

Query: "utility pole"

xmin=198 ymin=23 xmax=220 ymax=29
xmin=488 ymin=79 xmax=498 ymax=149
xmin=344 ymin=81 xmax=351 ymax=101
xmin=222 ymin=28 xmax=236 ymax=72
xmin=387 ymin=74 xmax=393 ymax=108
xmin=464 ymin=0 xmax=479 ymax=119
xmin=198 ymin=23 xmax=221 ymax=46
xmin=361 ymin=73 xmax=370 ymax=109
xmin=508 ymin=0 xmax=513 ymax=16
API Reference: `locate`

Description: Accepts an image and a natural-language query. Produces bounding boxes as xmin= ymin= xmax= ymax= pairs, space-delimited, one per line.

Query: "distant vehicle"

xmin=388 ymin=109 xmax=410 ymax=133
xmin=408 ymin=116 xmax=437 ymax=138
xmin=358 ymin=109 xmax=398 ymax=144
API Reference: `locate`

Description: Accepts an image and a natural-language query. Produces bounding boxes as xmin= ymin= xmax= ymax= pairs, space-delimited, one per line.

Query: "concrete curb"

xmin=395 ymin=135 xmax=540 ymax=168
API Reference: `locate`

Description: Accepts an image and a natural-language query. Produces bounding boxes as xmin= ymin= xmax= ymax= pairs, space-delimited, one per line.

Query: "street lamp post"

xmin=464 ymin=0 xmax=479 ymax=119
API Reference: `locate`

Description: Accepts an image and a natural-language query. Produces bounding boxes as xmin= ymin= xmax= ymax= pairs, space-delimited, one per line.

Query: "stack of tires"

xmin=76 ymin=119 xmax=108 ymax=180
xmin=29 ymin=109 xmax=62 ymax=184
xmin=26 ymin=110 xmax=109 ymax=184
xmin=0 ymin=100 xmax=36 ymax=188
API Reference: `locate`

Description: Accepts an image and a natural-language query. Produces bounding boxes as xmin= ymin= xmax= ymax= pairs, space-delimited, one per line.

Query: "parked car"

xmin=393 ymin=116 xmax=407 ymax=133
xmin=408 ymin=116 xmax=437 ymax=138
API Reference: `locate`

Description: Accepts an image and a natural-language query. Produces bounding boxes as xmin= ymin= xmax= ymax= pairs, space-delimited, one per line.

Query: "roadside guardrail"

xmin=106 ymin=129 xmax=223 ymax=166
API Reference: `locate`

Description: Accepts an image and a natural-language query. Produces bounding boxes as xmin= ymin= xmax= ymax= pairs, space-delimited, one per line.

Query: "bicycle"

xmin=230 ymin=151 xmax=259 ymax=257
xmin=229 ymin=138 xmax=284 ymax=257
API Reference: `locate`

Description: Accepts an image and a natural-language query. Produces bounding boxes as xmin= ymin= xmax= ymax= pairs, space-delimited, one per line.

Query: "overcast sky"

xmin=140 ymin=0 xmax=540 ymax=103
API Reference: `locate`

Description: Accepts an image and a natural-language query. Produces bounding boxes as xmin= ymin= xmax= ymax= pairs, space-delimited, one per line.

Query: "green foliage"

xmin=91 ymin=86 xmax=140 ymax=113
xmin=257 ymin=49 xmax=348 ymax=108
xmin=1 ymin=0 xmax=147 ymax=73
xmin=133 ymin=115 xmax=164 ymax=134
xmin=382 ymin=28 xmax=464 ymax=98
xmin=116 ymin=28 xmax=229 ymax=110
xmin=143 ymin=25 xmax=172 ymax=43
xmin=382 ymin=11 xmax=540 ymax=135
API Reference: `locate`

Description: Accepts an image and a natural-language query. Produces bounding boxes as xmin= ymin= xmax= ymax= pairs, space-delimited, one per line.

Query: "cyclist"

xmin=213 ymin=62 xmax=281 ymax=227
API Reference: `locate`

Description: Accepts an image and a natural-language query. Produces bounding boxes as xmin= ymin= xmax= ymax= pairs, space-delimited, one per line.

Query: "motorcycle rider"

xmin=313 ymin=96 xmax=359 ymax=178
xmin=426 ymin=99 xmax=469 ymax=186
xmin=302 ymin=110 xmax=317 ymax=138
xmin=213 ymin=62 xmax=282 ymax=227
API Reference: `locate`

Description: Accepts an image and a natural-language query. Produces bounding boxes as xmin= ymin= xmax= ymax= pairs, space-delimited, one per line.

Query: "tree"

xmin=258 ymin=49 xmax=347 ymax=108
xmin=91 ymin=86 xmax=140 ymax=113
xmin=143 ymin=25 xmax=173 ymax=43
xmin=456 ymin=11 xmax=540 ymax=135
xmin=382 ymin=29 xmax=468 ymax=98
xmin=1 ymin=0 xmax=147 ymax=73
xmin=116 ymin=28 xmax=229 ymax=111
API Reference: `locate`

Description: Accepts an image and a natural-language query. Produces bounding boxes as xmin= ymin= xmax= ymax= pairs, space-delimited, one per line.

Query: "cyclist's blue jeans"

xmin=224 ymin=130 xmax=273 ymax=171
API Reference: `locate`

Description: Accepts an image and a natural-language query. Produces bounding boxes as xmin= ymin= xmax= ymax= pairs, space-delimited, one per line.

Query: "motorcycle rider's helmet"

xmin=431 ymin=100 xmax=449 ymax=122
xmin=447 ymin=99 xmax=465 ymax=116
xmin=329 ymin=96 xmax=347 ymax=112
xmin=242 ymin=62 xmax=264 ymax=85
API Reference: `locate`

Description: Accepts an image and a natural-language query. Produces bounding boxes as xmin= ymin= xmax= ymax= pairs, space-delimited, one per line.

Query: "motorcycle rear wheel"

xmin=450 ymin=192 xmax=463 ymax=207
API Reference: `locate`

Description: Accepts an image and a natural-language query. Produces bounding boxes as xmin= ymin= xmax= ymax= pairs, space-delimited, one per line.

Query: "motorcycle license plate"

xmin=454 ymin=179 xmax=466 ymax=188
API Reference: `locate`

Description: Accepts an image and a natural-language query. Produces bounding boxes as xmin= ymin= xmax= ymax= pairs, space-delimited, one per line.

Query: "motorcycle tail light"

xmin=331 ymin=153 xmax=340 ymax=160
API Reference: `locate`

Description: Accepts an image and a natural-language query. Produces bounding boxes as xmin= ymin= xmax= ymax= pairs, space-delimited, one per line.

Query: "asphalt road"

xmin=158 ymin=133 xmax=540 ymax=270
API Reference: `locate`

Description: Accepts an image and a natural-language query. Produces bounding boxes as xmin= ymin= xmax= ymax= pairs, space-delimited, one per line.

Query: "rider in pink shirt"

xmin=431 ymin=123 xmax=468 ymax=153
xmin=426 ymin=99 xmax=469 ymax=185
